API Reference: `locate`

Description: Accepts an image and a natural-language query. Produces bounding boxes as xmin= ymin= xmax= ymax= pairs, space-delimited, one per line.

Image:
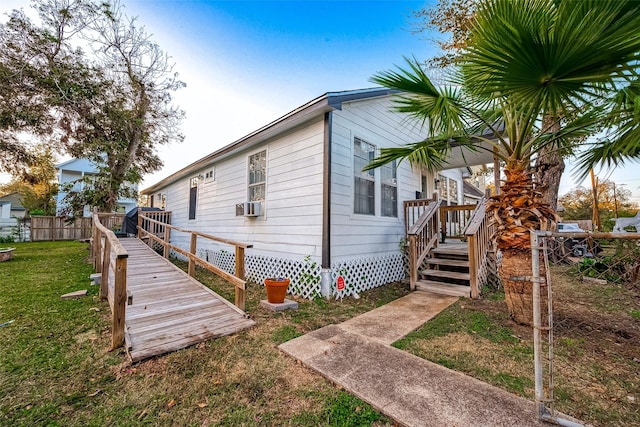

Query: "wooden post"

xmin=95 ymin=229 xmax=102 ymax=273
xmin=468 ymin=234 xmax=479 ymax=299
xmin=440 ymin=207 xmax=447 ymax=242
xmin=137 ymin=208 xmax=142 ymax=239
xmin=235 ymin=246 xmax=246 ymax=311
xmin=188 ymin=233 xmax=197 ymax=277
xmin=91 ymin=221 xmax=98 ymax=269
xmin=111 ymin=255 xmax=128 ymax=350
xmin=408 ymin=234 xmax=417 ymax=291
xmin=100 ymin=238 xmax=110 ymax=300
xmin=163 ymin=226 xmax=171 ymax=258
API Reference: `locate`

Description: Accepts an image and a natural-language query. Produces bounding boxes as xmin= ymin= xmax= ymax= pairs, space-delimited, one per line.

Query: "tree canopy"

xmin=0 ymin=0 xmax=184 ymax=214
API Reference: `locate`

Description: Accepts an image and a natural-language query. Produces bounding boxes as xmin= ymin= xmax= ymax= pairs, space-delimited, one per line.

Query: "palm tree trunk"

xmin=490 ymin=161 xmax=553 ymax=325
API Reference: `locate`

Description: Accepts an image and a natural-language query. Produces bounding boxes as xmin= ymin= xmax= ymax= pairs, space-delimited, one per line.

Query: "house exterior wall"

xmin=142 ymin=93 xmax=459 ymax=299
xmin=161 ymin=117 xmax=326 ymax=264
xmin=329 ymin=96 xmax=428 ymax=261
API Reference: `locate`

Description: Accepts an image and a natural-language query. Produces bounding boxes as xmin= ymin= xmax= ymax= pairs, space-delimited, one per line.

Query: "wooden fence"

xmin=31 ymin=216 xmax=93 ymax=241
xmin=137 ymin=212 xmax=252 ymax=310
xmin=30 ymin=214 xmax=125 ymax=241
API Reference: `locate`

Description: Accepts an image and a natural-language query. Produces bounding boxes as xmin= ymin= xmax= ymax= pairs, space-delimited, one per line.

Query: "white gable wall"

xmin=162 ymin=116 xmax=325 ymax=262
xmin=330 ymin=96 xmax=429 ymax=261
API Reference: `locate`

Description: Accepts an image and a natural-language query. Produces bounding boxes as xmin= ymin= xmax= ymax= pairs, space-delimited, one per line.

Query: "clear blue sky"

xmin=123 ymin=0 xmax=439 ymax=188
xmin=2 ymin=0 xmax=639 ymax=204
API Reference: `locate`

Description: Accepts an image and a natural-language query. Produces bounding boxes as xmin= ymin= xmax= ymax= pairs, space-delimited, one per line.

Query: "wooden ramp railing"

xmin=137 ymin=212 xmax=253 ymax=311
xmin=91 ymin=210 xmax=129 ymax=350
xmin=406 ymin=198 xmax=441 ymax=290
xmin=465 ymin=198 xmax=496 ymax=298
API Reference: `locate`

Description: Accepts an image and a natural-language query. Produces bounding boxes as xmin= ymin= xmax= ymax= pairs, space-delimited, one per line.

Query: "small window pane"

xmin=354 ymin=177 xmax=375 ymax=215
xmin=248 ymin=151 xmax=266 ymax=202
xmin=381 ymin=160 xmax=397 ymax=217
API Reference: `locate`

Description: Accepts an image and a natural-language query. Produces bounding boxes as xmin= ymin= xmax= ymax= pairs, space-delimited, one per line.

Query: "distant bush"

xmin=0 ymin=235 xmax=15 ymax=244
xmin=28 ymin=209 xmax=46 ymax=216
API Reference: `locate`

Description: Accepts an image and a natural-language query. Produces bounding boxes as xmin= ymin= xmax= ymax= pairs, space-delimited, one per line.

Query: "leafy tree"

xmin=411 ymin=0 xmax=476 ymax=68
xmin=368 ymin=0 xmax=640 ymax=324
xmin=559 ymin=180 xmax=636 ymax=231
xmin=1 ymin=0 xmax=184 ymax=215
xmin=0 ymin=145 xmax=58 ymax=215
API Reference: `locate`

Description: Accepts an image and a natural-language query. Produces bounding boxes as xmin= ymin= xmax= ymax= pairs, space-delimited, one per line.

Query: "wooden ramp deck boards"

xmin=116 ymin=238 xmax=255 ymax=362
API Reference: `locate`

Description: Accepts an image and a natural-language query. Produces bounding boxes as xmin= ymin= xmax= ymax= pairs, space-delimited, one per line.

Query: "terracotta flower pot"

xmin=264 ymin=277 xmax=290 ymax=304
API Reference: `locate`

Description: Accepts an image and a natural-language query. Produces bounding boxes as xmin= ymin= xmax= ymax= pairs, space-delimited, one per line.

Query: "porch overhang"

xmin=439 ymin=141 xmax=496 ymax=169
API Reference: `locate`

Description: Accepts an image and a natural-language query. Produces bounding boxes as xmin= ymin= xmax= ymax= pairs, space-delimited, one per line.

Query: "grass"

xmin=1 ymin=241 xmax=409 ymax=426
xmin=394 ymin=268 xmax=640 ymax=427
xmin=5 ymin=240 xmax=637 ymax=426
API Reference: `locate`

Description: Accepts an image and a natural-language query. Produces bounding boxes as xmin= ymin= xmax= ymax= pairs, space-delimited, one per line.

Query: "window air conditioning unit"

xmin=244 ymin=201 xmax=261 ymax=217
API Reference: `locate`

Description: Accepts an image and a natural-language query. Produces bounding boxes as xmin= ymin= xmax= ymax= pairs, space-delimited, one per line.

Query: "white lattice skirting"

xmin=201 ymin=249 xmax=407 ymax=300
xmin=331 ymin=252 xmax=406 ymax=298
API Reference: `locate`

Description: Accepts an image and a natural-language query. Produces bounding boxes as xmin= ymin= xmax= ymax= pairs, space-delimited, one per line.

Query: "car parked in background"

xmin=556 ymin=222 xmax=600 ymax=257
xmin=557 ymin=223 xmax=585 ymax=233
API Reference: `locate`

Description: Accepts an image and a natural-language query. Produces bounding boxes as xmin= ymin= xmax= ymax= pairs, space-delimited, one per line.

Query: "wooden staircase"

xmin=405 ymin=195 xmax=496 ymax=299
xmin=416 ymin=245 xmax=471 ymax=297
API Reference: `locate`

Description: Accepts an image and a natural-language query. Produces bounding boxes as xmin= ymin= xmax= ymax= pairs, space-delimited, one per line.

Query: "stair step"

xmin=431 ymin=247 xmax=469 ymax=260
xmin=421 ymin=269 xmax=470 ymax=281
xmin=425 ymin=258 xmax=469 ymax=268
xmin=416 ymin=280 xmax=470 ymax=297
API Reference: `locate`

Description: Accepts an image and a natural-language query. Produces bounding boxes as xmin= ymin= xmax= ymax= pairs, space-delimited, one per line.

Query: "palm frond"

xmin=371 ymin=57 xmax=468 ymax=137
xmin=363 ymin=135 xmax=456 ymax=172
xmin=463 ymin=0 xmax=640 ymax=115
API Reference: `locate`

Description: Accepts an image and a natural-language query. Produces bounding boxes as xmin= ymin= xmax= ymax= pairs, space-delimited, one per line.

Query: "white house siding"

xmin=161 ymin=117 xmax=326 ymax=271
xmin=326 ymin=96 xmax=430 ymax=296
xmin=330 ymin=96 xmax=427 ymax=260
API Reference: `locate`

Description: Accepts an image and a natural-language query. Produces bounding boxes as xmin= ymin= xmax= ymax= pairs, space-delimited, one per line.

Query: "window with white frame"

xmin=381 ymin=160 xmax=397 ymax=217
xmin=204 ymin=169 xmax=215 ymax=182
xmin=188 ymin=177 xmax=198 ymax=220
xmin=353 ymin=137 xmax=375 ymax=215
xmin=248 ymin=151 xmax=266 ymax=201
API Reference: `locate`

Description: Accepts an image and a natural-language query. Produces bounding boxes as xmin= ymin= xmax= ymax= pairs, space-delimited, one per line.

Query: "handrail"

xmin=91 ymin=208 xmax=128 ymax=350
xmin=137 ymin=212 xmax=252 ymax=311
xmin=440 ymin=204 xmax=478 ymax=241
xmin=404 ymin=197 xmax=436 ymax=235
xmin=407 ymin=199 xmax=440 ymax=290
xmin=464 ymin=198 xmax=495 ymax=298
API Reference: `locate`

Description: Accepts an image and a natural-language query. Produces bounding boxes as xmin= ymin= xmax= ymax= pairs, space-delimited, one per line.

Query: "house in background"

xmin=142 ymin=88 xmax=493 ymax=298
xmin=0 ymin=192 xmax=27 ymax=240
xmin=55 ymin=158 xmax=138 ymax=217
xmin=0 ymin=192 xmax=27 ymax=218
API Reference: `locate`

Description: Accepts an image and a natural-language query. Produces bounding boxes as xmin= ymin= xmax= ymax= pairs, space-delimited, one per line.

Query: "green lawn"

xmin=0 ymin=241 xmax=407 ymax=426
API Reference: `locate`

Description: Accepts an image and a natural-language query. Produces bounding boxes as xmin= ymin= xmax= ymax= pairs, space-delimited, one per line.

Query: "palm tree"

xmin=367 ymin=0 xmax=640 ymax=324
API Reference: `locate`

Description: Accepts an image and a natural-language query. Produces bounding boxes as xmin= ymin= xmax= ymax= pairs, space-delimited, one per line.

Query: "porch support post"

xmin=320 ymin=268 xmax=332 ymax=298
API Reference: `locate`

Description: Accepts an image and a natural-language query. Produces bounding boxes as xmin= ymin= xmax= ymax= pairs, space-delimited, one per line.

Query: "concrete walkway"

xmin=279 ymin=291 xmax=549 ymax=427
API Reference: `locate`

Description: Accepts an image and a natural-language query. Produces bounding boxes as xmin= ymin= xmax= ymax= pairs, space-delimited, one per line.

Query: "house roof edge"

xmin=142 ymin=87 xmax=395 ymax=195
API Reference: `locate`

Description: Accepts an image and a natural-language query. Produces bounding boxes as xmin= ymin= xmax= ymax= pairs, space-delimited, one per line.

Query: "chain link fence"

xmin=531 ymin=231 xmax=640 ymax=426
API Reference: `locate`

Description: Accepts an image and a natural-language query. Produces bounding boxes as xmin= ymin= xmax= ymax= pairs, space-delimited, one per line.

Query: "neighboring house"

xmin=55 ymin=158 xmax=138 ymax=217
xmin=0 ymin=192 xmax=27 ymax=218
xmin=0 ymin=193 xmax=26 ymax=240
xmin=142 ymin=88 xmax=493 ymax=298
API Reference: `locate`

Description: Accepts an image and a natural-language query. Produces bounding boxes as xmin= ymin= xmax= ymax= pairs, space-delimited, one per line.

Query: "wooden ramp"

xmin=117 ymin=238 xmax=255 ymax=362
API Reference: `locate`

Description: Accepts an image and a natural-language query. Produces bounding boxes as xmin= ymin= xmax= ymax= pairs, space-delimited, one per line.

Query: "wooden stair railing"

xmin=464 ymin=197 xmax=495 ymax=298
xmin=407 ymin=199 xmax=440 ymax=290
